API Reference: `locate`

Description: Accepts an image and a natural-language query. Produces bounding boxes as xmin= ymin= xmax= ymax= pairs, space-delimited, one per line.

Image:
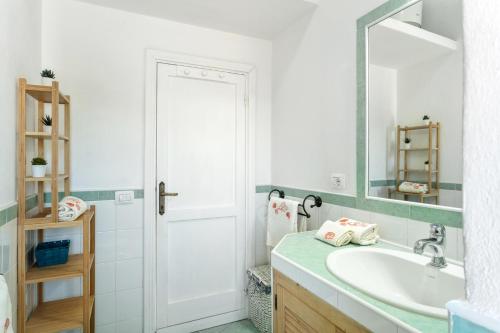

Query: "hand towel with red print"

xmin=58 ymin=196 xmax=88 ymax=221
xmin=335 ymin=217 xmax=379 ymax=245
xmin=315 ymin=220 xmax=353 ymax=247
xmin=266 ymin=198 xmax=299 ymax=247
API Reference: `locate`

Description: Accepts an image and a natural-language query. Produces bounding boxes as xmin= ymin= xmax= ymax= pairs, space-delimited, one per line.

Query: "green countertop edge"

xmin=273 ymin=232 xmax=449 ymax=333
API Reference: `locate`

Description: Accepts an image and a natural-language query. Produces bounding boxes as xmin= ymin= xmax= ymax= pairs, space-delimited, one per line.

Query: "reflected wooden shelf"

xmin=25 ymin=84 xmax=70 ymax=104
xmin=399 ymin=147 xmax=439 ymax=151
xmin=26 ymin=296 xmax=95 ymax=333
xmin=25 ymin=174 xmax=69 ymax=182
xmin=392 ymin=189 xmax=439 ymax=197
xmin=399 ymin=169 xmax=439 ymax=173
xmin=25 ymin=132 xmax=69 ymax=141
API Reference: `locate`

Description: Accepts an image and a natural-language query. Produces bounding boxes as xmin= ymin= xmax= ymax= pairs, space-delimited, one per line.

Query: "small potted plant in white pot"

xmin=423 ymin=115 xmax=430 ymax=126
xmin=404 ymin=137 xmax=411 ymax=149
xmin=424 ymin=160 xmax=429 ymax=171
xmin=31 ymin=157 xmax=47 ymax=178
xmin=41 ymin=115 xmax=52 ymax=133
xmin=41 ymin=69 xmax=56 ymax=85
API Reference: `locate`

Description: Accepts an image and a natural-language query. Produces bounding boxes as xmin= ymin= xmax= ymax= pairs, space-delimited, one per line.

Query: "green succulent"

xmin=40 ymin=69 xmax=55 ymax=79
xmin=41 ymin=115 xmax=52 ymax=126
xmin=31 ymin=157 xmax=47 ymax=166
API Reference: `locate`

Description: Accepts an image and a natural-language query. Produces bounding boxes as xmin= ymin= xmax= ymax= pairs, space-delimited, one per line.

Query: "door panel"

xmin=156 ymin=63 xmax=247 ymax=330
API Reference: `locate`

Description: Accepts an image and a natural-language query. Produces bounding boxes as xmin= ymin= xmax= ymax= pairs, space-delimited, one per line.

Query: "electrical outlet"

xmin=331 ymin=173 xmax=346 ymax=190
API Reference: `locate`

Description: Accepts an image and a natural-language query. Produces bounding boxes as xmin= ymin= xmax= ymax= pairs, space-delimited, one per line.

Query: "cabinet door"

xmin=273 ymin=270 xmax=370 ymax=333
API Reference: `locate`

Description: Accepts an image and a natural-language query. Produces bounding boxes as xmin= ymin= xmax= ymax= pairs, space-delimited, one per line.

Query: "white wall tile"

xmin=445 ymin=226 xmax=459 ymax=260
xmin=116 ymin=288 xmax=143 ymax=321
xmin=370 ymin=213 xmax=408 ymax=245
xmin=96 ymin=292 xmax=116 ymax=326
xmin=96 ymin=323 xmax=116 ymax=333
xmin=406 ymin=220 xmax=432 ymax=249
xmin=319 ymin=203 xmax=342 ymax=225
xmin=341 ymin=207 xmax=371 ymax=222
xmin=44 ymin=233 xmax=82 ymax=255
xmin=96 ymin=262 xmax=116 ymax=295
xmin=94 ymin=201 xmax=117 ymax=232
xmin=116 ymin=317 xmax=143 ymax=333
xmin=116 ymin=200 xmax=143 ymax=230
xmin=43 ymin=277 xmax=82 ymax=302
xmin=116 ymin=259 xmax=143 ymax=291
xmin=96 ymin=231 xmax=116 ymax=263
xmin=255 ymin=193 xmax=269 ymax=266
xmin=117 ymin=229 xmax=143 ymax=260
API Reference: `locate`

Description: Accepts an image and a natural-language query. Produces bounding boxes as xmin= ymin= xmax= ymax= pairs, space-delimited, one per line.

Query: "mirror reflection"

xmin=367 ymin=0 xmax=463 ymax=208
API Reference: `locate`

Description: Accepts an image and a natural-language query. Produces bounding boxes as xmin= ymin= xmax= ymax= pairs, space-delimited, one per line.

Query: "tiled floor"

xmin=196 ymin=319 xmax=259 ymax=333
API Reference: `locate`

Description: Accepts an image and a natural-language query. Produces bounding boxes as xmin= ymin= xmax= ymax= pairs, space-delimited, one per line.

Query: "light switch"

xmin=115 ymin=191 xmax=134 ymax=205
xmin=331 ymin=173 xmax=346 ymax=190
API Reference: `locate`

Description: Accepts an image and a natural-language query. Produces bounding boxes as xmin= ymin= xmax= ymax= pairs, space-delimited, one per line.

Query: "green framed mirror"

xmin=356 ymin=0 xmax=463 ymax=227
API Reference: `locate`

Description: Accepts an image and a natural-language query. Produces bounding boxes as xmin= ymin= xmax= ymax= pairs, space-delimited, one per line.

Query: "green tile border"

xmin=355 ymin=0 xmax=463 ymax=227
xmin=0 ymin=194 xmax=39 ymax=227
xmin=370 ymin=180 xmax=462 ymax=191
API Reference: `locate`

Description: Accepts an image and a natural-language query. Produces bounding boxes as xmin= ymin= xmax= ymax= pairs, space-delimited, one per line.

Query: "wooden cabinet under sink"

xmin=273 ymin=270 xmax=370 ymax=333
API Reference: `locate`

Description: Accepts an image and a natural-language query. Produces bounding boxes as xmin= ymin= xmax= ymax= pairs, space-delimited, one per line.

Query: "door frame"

xmin=144 ymin=49 xmax=256 ymax=333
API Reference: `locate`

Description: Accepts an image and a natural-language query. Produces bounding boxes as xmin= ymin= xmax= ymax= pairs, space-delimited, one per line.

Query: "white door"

xmin=156 ymin=63 xmax=247 ymax=332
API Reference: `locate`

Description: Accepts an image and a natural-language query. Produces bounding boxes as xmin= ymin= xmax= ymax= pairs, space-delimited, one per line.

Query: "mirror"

xmin=366 ymin=0 xmax=463 ymax=209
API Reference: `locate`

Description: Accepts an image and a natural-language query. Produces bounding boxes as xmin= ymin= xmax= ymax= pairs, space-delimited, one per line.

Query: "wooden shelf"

xmin=401 ymin=124 xmax=439 ymax=131
xmin=399 ymin=169 xmax=439 ymax=173
xmin=399 ymin=148 xmax=439 ymax=151
xmin=25 ymin=132 xmax=69 ymax=141
xmin=25 ymin=174 xmax=69 ymax=182
xmin=393 ymin=189 xmax=439 ymax=197
xmin=24 ymin=209 xmax=94 ymax=231
xmin=25 ymin=84 xmax=70 ymax=104
xmin=26 ymin=297 xmax=90 ymax=333
xmin=26 ymin=255 xmax=83 ymax=284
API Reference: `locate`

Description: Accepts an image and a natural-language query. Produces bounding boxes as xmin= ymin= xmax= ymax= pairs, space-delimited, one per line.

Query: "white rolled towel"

xmin=0 ymin=276 xmax=13 ymax=333
xmin=336 ymin=217 xmax=379 ymax=245
xmin=315 ymin=220 xmax=353 ymax=247
xmin=399 ymin=181 xmax=428 ymax=194
xmin=58 ymin=196 xmax=88 ymax=221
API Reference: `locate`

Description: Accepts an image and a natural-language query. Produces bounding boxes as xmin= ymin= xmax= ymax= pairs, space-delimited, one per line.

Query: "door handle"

xmin=159 ymin=181 xmax=178 ymax=215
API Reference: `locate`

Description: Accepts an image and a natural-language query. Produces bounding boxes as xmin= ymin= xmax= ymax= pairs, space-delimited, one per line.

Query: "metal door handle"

xmin=159 ymin=181 xmax=177 ymax=215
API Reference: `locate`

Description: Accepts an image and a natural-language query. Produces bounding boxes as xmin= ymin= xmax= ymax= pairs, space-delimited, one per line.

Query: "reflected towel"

xmin=335 ymin=217 xmax=379 ymax=245
xmin=0 ymin=276 xmax=13 ymax=333
xmin=399 ymin=181 xmax=428 ymax=194
xmin=266 ymin=198 xmax=299 ymax=247
xmin=58 ymin=196 xmax=88 ymax=221
xmin=315 ymin=220 xmax=353 ymax=247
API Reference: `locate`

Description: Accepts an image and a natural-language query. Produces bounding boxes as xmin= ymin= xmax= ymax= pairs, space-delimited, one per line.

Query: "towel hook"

xmin=268 ymin=189 xmax=285 ymax=201
xmin=298 ymin=195 xmax=323 ymax=218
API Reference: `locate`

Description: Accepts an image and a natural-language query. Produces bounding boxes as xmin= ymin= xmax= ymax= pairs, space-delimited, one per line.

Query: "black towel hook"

xmin=298 ymin=195 xmax=323 ymax=218
xmin=268 ymin=188 xmax=285 ymax=201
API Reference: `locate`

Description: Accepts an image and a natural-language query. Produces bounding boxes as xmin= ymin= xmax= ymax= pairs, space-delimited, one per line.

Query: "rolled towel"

xmin=0 ymin=276 xmax=13 ymax=333
xmin=398 ymin=181 xmax=428 ymax=194
xmin=336 ymin=217 xmax=379 ymax=245
xmin=58 ymin=196 xmax=88 ymax=221
xmin=315 ymin=220 xmax=353 ymax=247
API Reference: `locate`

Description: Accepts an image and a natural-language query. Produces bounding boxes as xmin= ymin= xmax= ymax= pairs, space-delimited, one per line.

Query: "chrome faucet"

xmin=413 ymin=224 xmax=447 ymax=268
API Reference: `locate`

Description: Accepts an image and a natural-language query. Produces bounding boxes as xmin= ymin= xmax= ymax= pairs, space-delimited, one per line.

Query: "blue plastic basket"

xmin=35 ymin=240 xmax=71 ymax=267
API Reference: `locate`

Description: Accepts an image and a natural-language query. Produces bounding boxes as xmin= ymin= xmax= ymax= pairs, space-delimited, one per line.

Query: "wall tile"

xmin=116 ymin=317 xmax=143 ymax=333
xmin=96 ymin=262 xmax=116 ymax=295
xmin=117 ymin=229 xmax=143 ymax=260
xmin=43 ymin=277 xmax=82 ymax=302
xmin=96 ymin=292 xmax=116 ymax=326
xmin=96 ymin=231 xmax=116 ymax=263
xmin=406 ymin=219 xmax=432 ymax=249
xmin=370 ymin=212 xmax=408 ymax=245
xmin=116 ymin=288 xmax=143 ymax=321
xmin=116 ymin=259 xmax=143 ymax=291
xmin=319 ymin=203 xmax=342 ymax=225
xmin=94 ymin=201 xmax=116 ymax=232
xmin=96 ymin=324 xmax=116 ymax=333
xmin=341 ymin=207 xmax=371 ymax=222
xmin=116 ymin=200 xmax=143 ymax=230
xmin=254 ymin=193 xmax=269 ymax=266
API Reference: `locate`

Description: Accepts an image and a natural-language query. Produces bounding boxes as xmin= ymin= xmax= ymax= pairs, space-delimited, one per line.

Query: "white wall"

xmin=462 ymin=0 xmax=500 ymax=321
xmin=272 ymin=0 xmax=386 ymax=194
xmin=41 ymin=0 xmax=272 ymax=190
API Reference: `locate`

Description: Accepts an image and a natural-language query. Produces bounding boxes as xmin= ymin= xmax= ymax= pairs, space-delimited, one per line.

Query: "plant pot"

xmin=45 ymin=126 xmax=52 ymax=134
xmin=42 ymin=77 xmax=55 ymax=86
xmin=424 ymin=165 xmax=429 ymax=172
xmin=405 ymin=143 xmax=411 ymax=149
xmin=32 ymin=165 xmax=47 ymax=178
xmin=423 ymin=120 xmax=431 ymax=126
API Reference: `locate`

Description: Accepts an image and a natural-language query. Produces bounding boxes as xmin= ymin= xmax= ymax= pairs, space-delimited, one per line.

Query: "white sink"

xmin=326 ymin=247 xmax=465 ymax=318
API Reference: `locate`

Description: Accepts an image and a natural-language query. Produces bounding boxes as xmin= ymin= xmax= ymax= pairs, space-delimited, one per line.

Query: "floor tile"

xmin=196 ymin=319 xmax=259 ymax=333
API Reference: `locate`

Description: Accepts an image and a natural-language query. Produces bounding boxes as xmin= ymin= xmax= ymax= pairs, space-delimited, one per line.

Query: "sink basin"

xmin=326 ymin=247 xmax=465 ymax=318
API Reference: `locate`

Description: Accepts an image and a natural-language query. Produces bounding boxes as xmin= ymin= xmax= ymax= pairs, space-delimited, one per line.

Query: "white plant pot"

xmin=42 ymin=77 xmax=55 ymax=86
xmin=45 ymin=126 xmax=52 ymax=134
xmin=424 ymin=165 xmax=429 ymax=171
xmin=405 ymin=143 xmax=411 ymax=149
xmin=32 ymin=165 xmax=47 ymax=178
xmin=423 ymin=120 xmax=431 ymax=126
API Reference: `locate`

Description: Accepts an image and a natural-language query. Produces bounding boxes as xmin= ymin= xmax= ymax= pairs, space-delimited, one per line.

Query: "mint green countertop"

xmin=273 ymin=231 xmax=448 ymax=333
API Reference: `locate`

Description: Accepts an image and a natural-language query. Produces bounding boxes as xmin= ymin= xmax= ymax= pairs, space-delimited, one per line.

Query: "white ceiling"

xmin=75 ymin=0 xmax=318 ymax=40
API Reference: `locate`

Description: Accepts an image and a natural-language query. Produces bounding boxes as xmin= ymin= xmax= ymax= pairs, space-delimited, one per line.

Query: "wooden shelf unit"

xmin=17 ymin=78 xmax=95 ymax=333
xmin=395 ymin=122 xmax=440 ymax=204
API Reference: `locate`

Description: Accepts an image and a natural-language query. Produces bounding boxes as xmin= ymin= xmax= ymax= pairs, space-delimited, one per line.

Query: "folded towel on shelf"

xmin=335 ymin=217 xmax=379 ymax=245
xmin=58 ymin=196 xmax=88 ymax=221
xmin=315 ymin=220 xmax=353 ymax=247
xmin=398 ymin=181 xmax=428 ymax=194
xmin=266 ymin=198 xmax=299 ymax=247
xmin=0 ymin=276 xmax=13 ymax=333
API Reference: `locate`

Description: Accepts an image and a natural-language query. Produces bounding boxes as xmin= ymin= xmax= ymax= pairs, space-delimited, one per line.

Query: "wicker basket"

xmin=247 ymin=264 xmax=272 ymax=333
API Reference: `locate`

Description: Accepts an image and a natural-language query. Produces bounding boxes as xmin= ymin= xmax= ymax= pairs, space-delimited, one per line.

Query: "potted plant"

xmin=31 ymin=157 xmax=47 ymax=178
xmin=404 ymin=137 xmax=411 ymax=149
xmin=41 ymin=69 xmax=56 ymax=85
xmin=41 ymin=115 xmax=52 ymax=133
xmin=423 ymin=115 xmax=430 ymax=126
xmin=424 ymin=160 xmax=429 ymax=171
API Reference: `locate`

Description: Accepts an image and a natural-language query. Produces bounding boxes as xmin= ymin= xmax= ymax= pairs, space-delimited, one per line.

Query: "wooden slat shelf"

xmin=392 ymin=189 xmax=439 ymax=197
xmin=399 ymin=147 xmax=438 ymax=151
xmin=398 ymin=169 xmax=439 ymax=173
xmin=26 ymin=255 xmax=84 ymax=284
xmin=402 ymin=124 xmax=439 ymax=130
xmin=25 ymin=174 xmax=69 ymax=182
xmin=26 ymin=296 xmax=92 ymax=333
xmin=24 ymin=209 xmax=95 ymax=231
xmin=25 ymin=84 xmax=70 ymax=104
xmin=25 ymin=132 xmax=69 ymax=141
